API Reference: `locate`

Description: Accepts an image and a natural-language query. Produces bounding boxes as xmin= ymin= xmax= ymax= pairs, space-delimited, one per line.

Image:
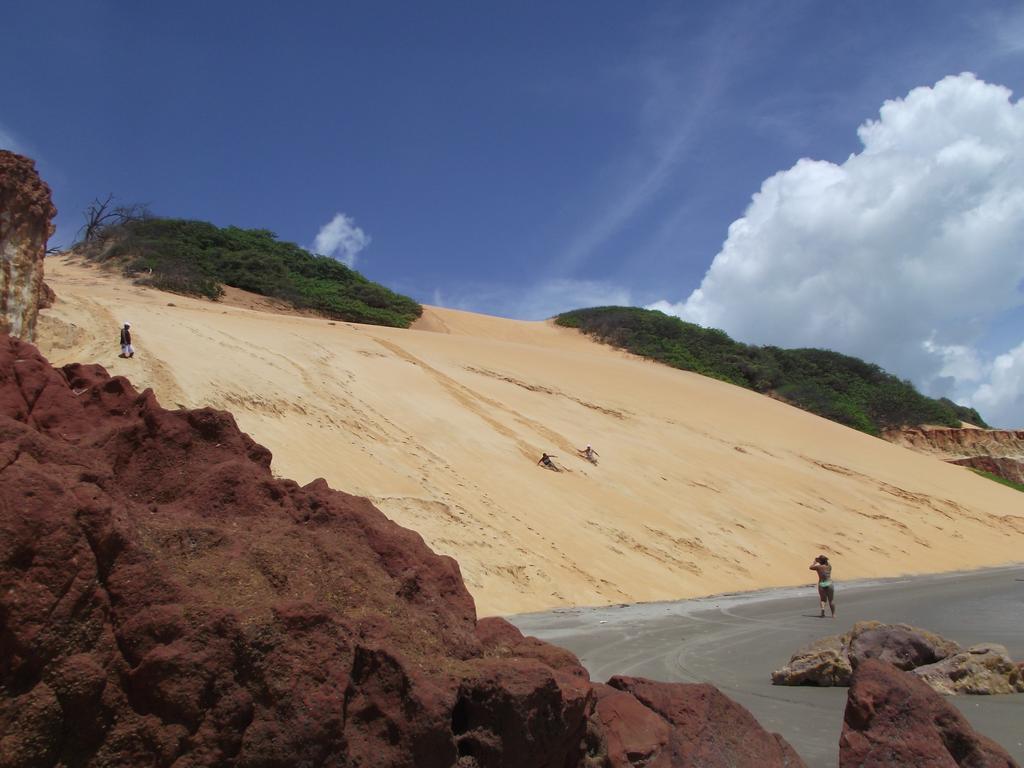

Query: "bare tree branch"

xmin=79 ymin=193 xmax=116 ymax=243
xmin=76 ymin=194 xmax=152 ymax=245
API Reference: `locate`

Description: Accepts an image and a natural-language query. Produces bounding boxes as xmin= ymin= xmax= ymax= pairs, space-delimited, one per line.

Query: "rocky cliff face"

xmin=948 ymin=456 xmax=1024 ymax=485
xmin=883 ymin=427 xmax=1024 ymax=486
xmin=0 ymin=335 xmax=806 ymax=768
xmin=0 ymin=151 xmax=56 ymax=342
xmin=884 ymin=427 xmax=1024 ymax=458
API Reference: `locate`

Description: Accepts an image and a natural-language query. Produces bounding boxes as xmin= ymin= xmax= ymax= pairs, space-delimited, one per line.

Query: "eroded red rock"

xmin=0 ymin=150 xmax=56 ymax=341
xmin=840 ymin=659 xmax=1019 ymax=767
xmin=883 ymin=426 xmax=1024 ymax=486
xmin=598 ymin=676 xmax=806 ymax=767
xmin=0 ymin=336 xmax=808 ymax=767
xmin=951 ymin=456 xmax=1024 ymax=485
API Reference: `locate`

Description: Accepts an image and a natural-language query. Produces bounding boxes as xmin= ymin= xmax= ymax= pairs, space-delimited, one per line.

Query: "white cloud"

xmin=651 ymin=73 xmax=1024 ymax=427
xmin=311 ymin=212 xmax=370 ymax=267
xmin=970 ymin=342 xmax=1024 ymax=429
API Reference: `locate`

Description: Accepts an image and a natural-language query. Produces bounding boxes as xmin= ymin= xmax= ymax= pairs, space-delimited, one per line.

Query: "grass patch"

xmin=969 ymin=469 xmax=1024 ymax=493
xmin=556 ymin=306 xmax=988 ymax=435
xmin=75 ymin=217 xmax=422 ymax=328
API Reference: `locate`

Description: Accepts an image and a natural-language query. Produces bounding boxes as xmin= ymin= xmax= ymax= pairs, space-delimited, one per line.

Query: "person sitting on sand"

xmin=810 ymin=555 xmax=835 ymax=618
xmin=119 ymin=322 xmax=134 ymax=359
xmin=577 ymin=444 xmax=599 ymax=464
xmin=538 ymin=453 xmax=560 ymax=471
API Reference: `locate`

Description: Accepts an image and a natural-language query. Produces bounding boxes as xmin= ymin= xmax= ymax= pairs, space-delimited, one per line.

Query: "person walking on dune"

xmin=577 ymin=444 xmax=599 ymax=464
xmin=538 ymin=453 xmax=560 ymax=472
xmin=810 ymin=555 xmax=835 ymax=618
xmin=119 ymin=322 xmax=134 ymax=359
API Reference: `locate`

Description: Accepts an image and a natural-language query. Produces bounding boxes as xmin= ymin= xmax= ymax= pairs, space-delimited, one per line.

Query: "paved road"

xmin=509 ymin=566 xmax=1024 ymax=767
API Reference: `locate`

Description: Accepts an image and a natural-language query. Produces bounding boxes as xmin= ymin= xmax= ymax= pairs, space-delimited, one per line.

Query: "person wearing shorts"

xmin=810 ymin=555 xmax=835 ymax=618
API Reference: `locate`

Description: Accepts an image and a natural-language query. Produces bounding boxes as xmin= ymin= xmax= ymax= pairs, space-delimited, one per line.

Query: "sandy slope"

xmin=37 ymin=257 xmax=1024 ymax=616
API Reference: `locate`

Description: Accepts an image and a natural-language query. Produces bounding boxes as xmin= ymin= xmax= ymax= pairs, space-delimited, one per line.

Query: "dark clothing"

xmin=120 ymin=328 xmax=132 ymax=345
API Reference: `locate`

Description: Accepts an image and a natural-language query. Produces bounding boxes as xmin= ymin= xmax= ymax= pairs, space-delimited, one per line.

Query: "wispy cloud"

xmin=980 ymin=3 xmax=1024 ymax=56
xmin=310 ymin=212 xmax=371 ymax=267
xmin=437 ymin=278 xmax=632 ymax=321
xmin=551 ymin=6 xmax=761 ymax=277
xmin=0 ymin=121 xmax=23 ymax=153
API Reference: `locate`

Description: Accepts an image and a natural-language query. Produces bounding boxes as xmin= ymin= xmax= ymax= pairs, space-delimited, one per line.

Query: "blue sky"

xmin=4 ymin=1 xmax=1024 ymax=425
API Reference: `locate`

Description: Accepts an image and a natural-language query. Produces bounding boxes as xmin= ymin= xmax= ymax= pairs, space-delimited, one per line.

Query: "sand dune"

xmin=37 ymin=256 xmax=1024 ymax=615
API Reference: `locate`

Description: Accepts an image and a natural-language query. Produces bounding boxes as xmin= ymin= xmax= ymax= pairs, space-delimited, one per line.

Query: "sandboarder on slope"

xmin=577 ymin=444 xmax=599 ymax=464
xmin=537 ymin=452 xmax=561 ymax=472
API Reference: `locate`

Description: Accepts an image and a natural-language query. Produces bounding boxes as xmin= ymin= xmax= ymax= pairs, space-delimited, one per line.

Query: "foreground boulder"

xmin=771 ymin=620 xmax=1024 ymax=696
xmin=840 ymin=659 xmax=1018 ymax=767
xmin=848 ymin=621 xmax=961 ymax=671
xmin=772 ymin=621 xmax=961 ymax=688
xmin=0 ymin=150 xmax=56 ymax=341
xmin=914 ymin=643 xmax=1024 ymax=696
xmin=770 ymin=633 xmax=852 ymax=687
xmin=595 ymin=677 xmax=806 ymax=767
xmin=0 ymin=336 xmax=805 ymax=767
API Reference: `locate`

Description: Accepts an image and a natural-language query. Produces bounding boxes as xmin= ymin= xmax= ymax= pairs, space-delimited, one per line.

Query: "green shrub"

xmin=76 ymin=218 xmax=422 ymax=328
xmin=969 ymin=469 xmax=1024 ymax=493
xmin=556 ymin=306 xmax=988 ymax=434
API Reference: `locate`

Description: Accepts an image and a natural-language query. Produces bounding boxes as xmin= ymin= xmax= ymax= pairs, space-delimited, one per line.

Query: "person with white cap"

xmin=577 ymin=444 xmax=599 ymax=464
xmin=119 ymin=322 xmax=134 ymax=358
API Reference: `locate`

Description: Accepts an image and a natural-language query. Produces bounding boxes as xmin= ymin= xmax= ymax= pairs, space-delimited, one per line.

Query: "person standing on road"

xmin=810 ymin=555 xmax=835 ymax=618
xmin=119 ymin=323 xmax=134 ymax=358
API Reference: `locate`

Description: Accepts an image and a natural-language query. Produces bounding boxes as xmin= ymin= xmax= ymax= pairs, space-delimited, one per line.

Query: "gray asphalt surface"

xmin=509 ymin=566 xmax=1024 ymax=767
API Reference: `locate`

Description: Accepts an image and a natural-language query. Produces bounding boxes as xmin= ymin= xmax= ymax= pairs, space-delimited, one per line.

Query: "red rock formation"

xmin=840 ymin=660 xmax=1019 ymax=768
xmin=883 ymin=426 xmax=1024 ymax=489
xmin=0 ymin=151 xmax=56 ymax=341
xmin=0 ymin=335 xmax=806 ymax=768
xmin=883 ymin=427 xmax=1024 ymax=458
xmin=597 ymin=677 xmax=806 ymax=767
xmin=950 ymin=456 xmax=1024 ymax=485
xmin=38 ymin=280 xmax=56 ymax=310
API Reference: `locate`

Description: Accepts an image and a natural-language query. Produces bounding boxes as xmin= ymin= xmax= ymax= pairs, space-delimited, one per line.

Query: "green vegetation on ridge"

xmin=556 ymin=306 xmax=988 ymax=435
xmin=75 ymin=217 xmax=422 ymax=328
xmin=968 ymin=469 xmax=1024 ymax=493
